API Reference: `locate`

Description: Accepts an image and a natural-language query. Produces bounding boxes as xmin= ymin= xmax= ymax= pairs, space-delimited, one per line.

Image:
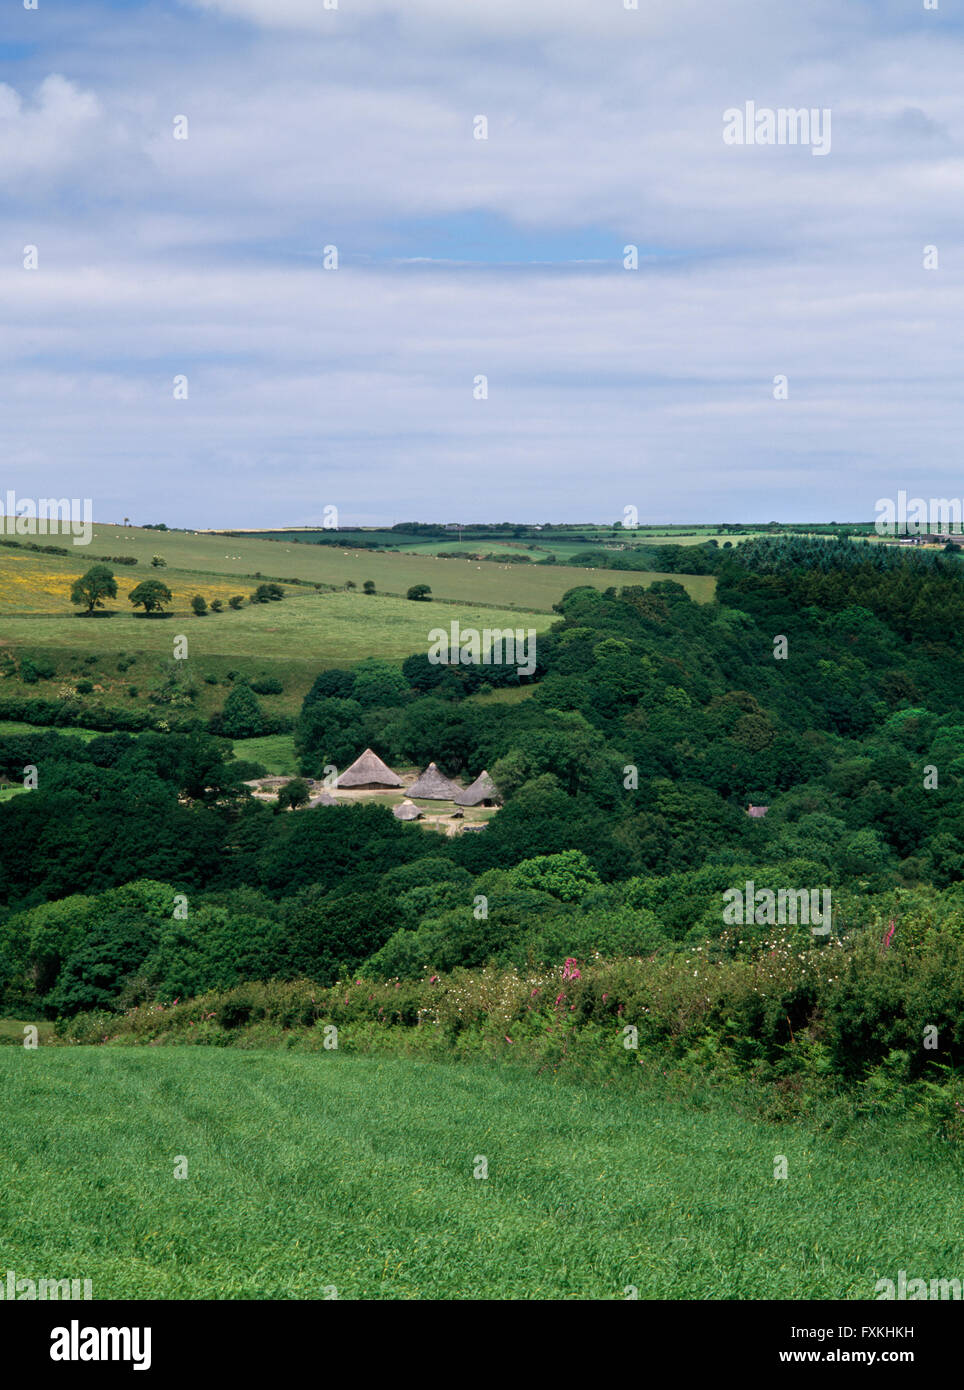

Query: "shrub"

xmin=250 ymin=676 xmax=284 ymax=695
xmin=220 ymin=684 xmax=265 ymax=738
xmin=509 ymin=850 xmax=602 ymax=902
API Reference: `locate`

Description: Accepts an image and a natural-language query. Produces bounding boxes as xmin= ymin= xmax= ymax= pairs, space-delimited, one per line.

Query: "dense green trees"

xmin=2 ymin=535 xmax=963 ymax=1019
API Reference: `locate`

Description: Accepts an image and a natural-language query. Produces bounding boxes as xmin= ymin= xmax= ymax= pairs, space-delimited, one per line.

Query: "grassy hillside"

xmin=0 ymin=588 xmax=552 ymax=719
xmin=3 ymin=1048 xmax=958 ymax=1299
xmin=0 ymin=524 xmax=716 ymax=609
xmin=0 ymin=526 xmax=714 ymax=719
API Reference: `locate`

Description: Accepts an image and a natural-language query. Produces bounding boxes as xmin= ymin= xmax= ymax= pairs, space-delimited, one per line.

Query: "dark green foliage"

xmin=2 ymin=534 xmax=964 ymax=1083
xmin=128 ymin=579 xmax=173 ymax=614
xmin=276 ymin=777 xmax=311 ymax=810
xmin=219 ymin=683 xmax=265 ymax=738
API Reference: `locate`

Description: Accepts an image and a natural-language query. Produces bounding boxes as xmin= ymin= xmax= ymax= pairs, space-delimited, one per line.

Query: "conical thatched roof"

xmin=406 ymin=762 xmax=463 ymax=800
xmin=336 ymin=748 xmax=404 ymax=789
xmin=308 ymin=791 xmax=338 ymax=808
xmin=454 ymin=770 xmax=501 ymax=806
xmin=393 ymin=799 xmax=423 ymax=821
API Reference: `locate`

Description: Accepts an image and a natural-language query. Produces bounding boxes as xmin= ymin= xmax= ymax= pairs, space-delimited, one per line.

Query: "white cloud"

xmin=0 ymin=75 xmax=103 ymax=180
xmin=1 ymin=0 xmax=962 ymax=521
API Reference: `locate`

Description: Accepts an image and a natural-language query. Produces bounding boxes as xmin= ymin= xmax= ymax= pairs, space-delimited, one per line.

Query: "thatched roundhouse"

xmin=406 ymin=762 xmax=463 ymax=800
xmin=393 ymin=799 xmax=423 ymax=821
xmin=336 ymin=748 xmax=404 ymax=790
xmin=308 ymin=791 xmax=339 ymax=808
xmin=454 ymin=769 xmax=501 ymax=807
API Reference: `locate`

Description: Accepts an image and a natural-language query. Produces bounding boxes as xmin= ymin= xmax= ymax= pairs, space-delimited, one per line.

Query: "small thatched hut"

xmin=336 ymin=748 xmax=404 ymax=790
xmin=747 ymin=804 xmax=769 ymax=819
xmin=308 ymin=791 xmax=339 ymax=808
xmin=454 ymin=769 xmax=501 ymax=807
xmin=406 ymin=762 xmax=463 ymax=800
xmin=393 ymin=799 xmax=422 ymax=821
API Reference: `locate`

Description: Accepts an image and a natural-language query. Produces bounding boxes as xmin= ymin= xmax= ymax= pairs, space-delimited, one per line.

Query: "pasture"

xmin=0 ymin=526 xmax=715 ymax=719
xmin=0 ymin=587 xmax=552 ymax=718
xmin=1 ymin=1048 xmax=960 ymax=1299
xmin=0 ymin=524 xmax=716 ymax=611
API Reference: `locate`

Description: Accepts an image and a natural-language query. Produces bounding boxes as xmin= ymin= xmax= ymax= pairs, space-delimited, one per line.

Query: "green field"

xmin=0 ymin=525 xmax=716 ymax=610
xmin=0 ymin=720 xmax=101 ymax=741
xmin=232 ymin=733 xmax=299 ymax=775
xmin=0 ymin=526 xmax=715 ymax=719
xmin=1 ymin=1049 xmax=961 ymax=1299
xmin=0 ymin=590 xmax=553 ymax=718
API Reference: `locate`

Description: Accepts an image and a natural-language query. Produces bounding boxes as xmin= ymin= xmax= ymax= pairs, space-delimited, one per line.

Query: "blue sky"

xmin=1 ymin=0 xmax=963 ymax=527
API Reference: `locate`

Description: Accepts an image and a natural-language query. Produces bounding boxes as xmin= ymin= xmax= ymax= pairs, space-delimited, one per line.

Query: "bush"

xmin=509 ymin=850 xmax=602 ymax=902
xmin=75 ymin=680 xmax=94 ymax=695
xmin=19 ymin=658 xmax=55 ymax=684
xmin=249 ymin=677 xmax=284 ymax=695
xmin=228 ymin=596 xmax=245 ymax=610
xmin=191 ymin=595 xmax=208 ymax=616
xmin=219 ymin=684 xmax=265 ymax=738
xmin=276 ymin=777 xmax=311 ymax=810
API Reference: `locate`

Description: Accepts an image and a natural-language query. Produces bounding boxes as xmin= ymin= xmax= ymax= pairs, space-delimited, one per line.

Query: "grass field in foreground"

xmin=2 ymin=1049 xmax=962 ymax=1299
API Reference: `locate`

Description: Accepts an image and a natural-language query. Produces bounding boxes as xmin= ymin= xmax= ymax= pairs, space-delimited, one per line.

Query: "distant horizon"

xmin=89 ymin=517 xmax=877 ymax=531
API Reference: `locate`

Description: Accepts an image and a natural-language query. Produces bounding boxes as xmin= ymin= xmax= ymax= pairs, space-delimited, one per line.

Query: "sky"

xmin=1 ymin=0 xmax=962 ymax=528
